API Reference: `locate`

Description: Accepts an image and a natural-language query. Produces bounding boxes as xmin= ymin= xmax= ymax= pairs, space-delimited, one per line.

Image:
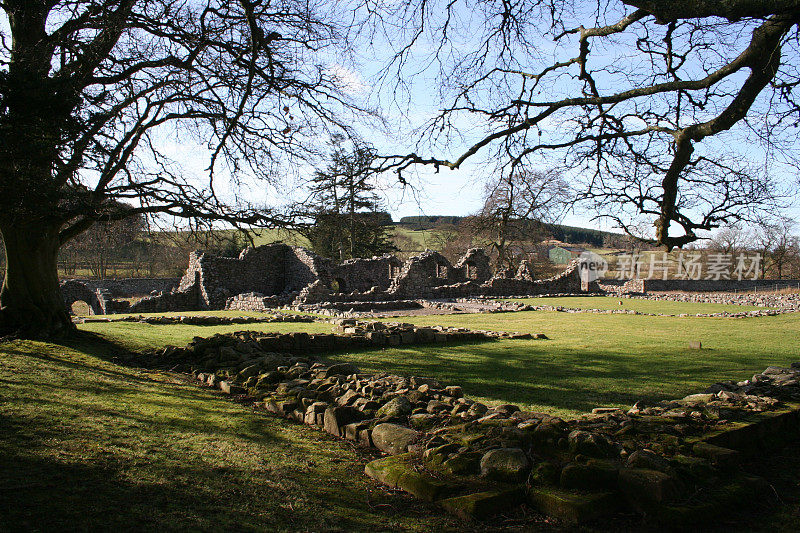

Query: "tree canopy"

xmin=379 ymin=0 xmax=800 ymax=249
xmin=298 ymin=136 xmax=396 ymax=261
xmin=0 ymin=0 xmax=373 ymax=336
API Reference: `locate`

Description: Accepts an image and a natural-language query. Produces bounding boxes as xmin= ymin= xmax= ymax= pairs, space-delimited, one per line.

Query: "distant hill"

xmin=397 ymin=216 xmax=625 ymax=248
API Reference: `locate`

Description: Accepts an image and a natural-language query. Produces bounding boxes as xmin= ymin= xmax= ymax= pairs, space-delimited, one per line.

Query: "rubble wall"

xmin=75 ymin=245 xmax=598 ymax=314
xmin=329 ymin=254 xmax=402 ymax=293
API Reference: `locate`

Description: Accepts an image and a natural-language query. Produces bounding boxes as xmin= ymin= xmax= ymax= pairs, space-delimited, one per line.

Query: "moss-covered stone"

xmin=670 ymin=454 xmax=714 ymax=480
xmin=364 ymin=453 xmax=454 ymax=502
xmin=442 ymin=452 xmax=481 ymax=476
xmin=438 ymin=487 xmax=526 ymax=520
xmin=528 ymin=486 xmax=619 ymax=523
xmin=530 ymin=461 xmax=560 ymax=486
xmin=480 ymin=448 xmax=531 ymax=482
xmin=692 ymin=442 xmax=741 ymax=469
xmin=371 ymin=423 xmax=421 ymax=455
xmin=423 ymin=442 xmax=460 ymax=466
xmin=618 ymin=468 xmax=683 ymax=512
xmin=559 ymin=461 xmax=618 ymax=491
xmin=655 ymin=474 xmax=769 ymax=527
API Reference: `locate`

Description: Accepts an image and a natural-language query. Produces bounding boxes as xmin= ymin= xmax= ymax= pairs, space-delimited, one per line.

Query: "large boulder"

xmin=376 ymin=396 xmax=413 ymax=418
xmin=371 ymin=423 xmax=421 ymax=455
xmin=480 ymin=448 xmax=531 ymax=482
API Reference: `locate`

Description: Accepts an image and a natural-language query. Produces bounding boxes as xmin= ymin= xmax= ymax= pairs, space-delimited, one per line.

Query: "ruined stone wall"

xmin=65 ymin=278 xmax=179 ymax=297
xmin=483 ymin=259 xmax=590 ymax=295
xmin=61 ymin=280 xmax=105 ymax=315
xmin=175 ymin=244 xmax=333 ymax=309
xmin=88 ymin=245 xmax=599 ymax=314
xmin=388 ymin=250 xmax=465 ymax=298
xmin=637 ymin=278 xmax=800 ymax=293
xmin=61 ymin=280 xmax=132 ymax=315
xmin=128 ymin=280 xmax=202 ymax=313
xmin=453 ymin=248 xmax=492 ymax=282
xmin=287 ymin=246 xmax=333 ymax=292
xmin=329 ymin=254 xmax=402 ymax=293
xmin=225 ymin=292 xmax=291 ymax=312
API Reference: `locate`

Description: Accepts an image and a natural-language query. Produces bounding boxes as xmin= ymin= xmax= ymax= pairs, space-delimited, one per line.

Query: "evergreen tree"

xmin=301 ymin=136 xmax=396 ymax=261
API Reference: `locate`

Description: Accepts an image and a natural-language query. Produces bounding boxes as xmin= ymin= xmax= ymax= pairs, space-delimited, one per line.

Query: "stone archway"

xmin=70 ymin=300 xmax=91 ymax=316
xmin=330 ymin=277 xmax=347 ymax=293
xmin=60 ymin=280 xmax=105 ymax=315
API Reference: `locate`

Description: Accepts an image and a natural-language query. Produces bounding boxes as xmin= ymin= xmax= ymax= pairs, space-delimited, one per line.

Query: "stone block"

xmin=559 ymin=461 xmax=618 ymax=491
xmin=364 ymin=453 xmax=453 ymax=502
xmin=479 ymin=448 xmax=530 ymax=482
xmin=399 ymin=331 xmax=416 ymax=344
xmin=618 ymin=468 xmax=682 ymax=512
xmin=692 ymin=442 xmax=741 ymax=469
xmin=441 ymin=453 xmax=481 ymax=476
xmin=304 ymin=401 xmax=328 ymax=425
xmin=265 ymin=398 xmax=298 ymax=417
xmin=376 ymin=396 xmax=413 ymax=418
xmin=365 ymin=331 xmax=386 ymax=345
xmin=323 ymin=363 xmax=359 ymax=377
xmin=218 ymin=381 xmax=246 ymax=395
xmin=371 ymin=423 xmax=421 ymax=455
xmin=344 ymin=419 xmax=374 ymax=442
xmin=323 ymin=406 xmax=366 ymax=437
xmin=438 ymin=488 xmax=526 ymax=520
xmin=528 ymin=487 xmax=619 ymax=523
xmin=414 ymin=328 xmax=436 ymax=343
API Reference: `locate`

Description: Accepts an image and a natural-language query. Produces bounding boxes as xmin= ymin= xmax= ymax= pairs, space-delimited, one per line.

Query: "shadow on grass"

xmin=327 ymin=341 xmax=730 ymax=414
xmin=0 ymin=432 xmax=423 ymax=532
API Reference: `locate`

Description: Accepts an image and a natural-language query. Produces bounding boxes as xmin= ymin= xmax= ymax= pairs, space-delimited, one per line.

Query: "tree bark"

xmin=0 ymin=223 xmax=74 ymax=338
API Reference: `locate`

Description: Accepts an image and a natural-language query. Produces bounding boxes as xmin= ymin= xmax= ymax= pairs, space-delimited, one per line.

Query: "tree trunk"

xmin=0 ymin=223 xmax=74 ymax=338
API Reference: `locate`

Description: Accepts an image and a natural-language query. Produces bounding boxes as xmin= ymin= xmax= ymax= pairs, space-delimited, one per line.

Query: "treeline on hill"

xmin=399 ymin=216 xmax=627 ymax=248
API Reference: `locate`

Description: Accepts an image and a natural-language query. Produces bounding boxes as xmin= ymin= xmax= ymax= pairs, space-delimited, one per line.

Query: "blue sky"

xmin=21 ymin=1 xmax=795 ymax=239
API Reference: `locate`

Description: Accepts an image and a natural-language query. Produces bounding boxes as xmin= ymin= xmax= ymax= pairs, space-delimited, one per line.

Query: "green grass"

xmin=0 ymin=337 xmax=461 ymax=531
xmin=80 ymin=305 xmax=800 ymax=418
xmin=511 ymin=296 xmax=772 ymax=314
xmin=80 ymin=319 xmax=333 ymax=353
xmin=92 ymin=308 xmax=316 ymax=319
xmin=324 ymin=311 xmax=800 ymax=418
xmin=5 ymin=307 xmax=800 ymax=529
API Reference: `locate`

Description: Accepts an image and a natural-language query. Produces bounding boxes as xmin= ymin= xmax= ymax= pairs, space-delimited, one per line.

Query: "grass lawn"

xmin=81 ymin=304 xmax=800 ymax=418
xmin=323 ymin=311 xmax=800 ymax=418
xmin=510 ymin=296 xmax=772 ymax=314
xmin=0 ymin=337 xmax=462 ymax=532
xmin=5 ymin=305 xmax=800 ymax=530
xmin=79 ymin=319 xmax=333 ymax=353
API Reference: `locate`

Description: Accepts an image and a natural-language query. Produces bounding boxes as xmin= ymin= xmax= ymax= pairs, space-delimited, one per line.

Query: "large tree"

xmin=0 ymin=0 xmax=372 ymax=336
xmin=379 ymin=0 xmax=799 ymax=249
xmin=298 ymin=136 xmax=396 ymax=261
xmin=470 ymin=169 xmax=570 ymax=270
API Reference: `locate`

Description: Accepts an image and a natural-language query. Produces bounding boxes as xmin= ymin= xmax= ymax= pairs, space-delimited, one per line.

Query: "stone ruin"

xmin=62 ymin=243 xmax=598 ymax=315
xmin=61 ymin=280 xmax=130 ymax=316
xmin=118 ymin=243 xmax=598 ymax=314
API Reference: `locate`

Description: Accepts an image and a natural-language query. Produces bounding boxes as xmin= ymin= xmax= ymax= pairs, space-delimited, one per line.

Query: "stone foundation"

xmin=145 ymin=327 xmax=800 ymax=524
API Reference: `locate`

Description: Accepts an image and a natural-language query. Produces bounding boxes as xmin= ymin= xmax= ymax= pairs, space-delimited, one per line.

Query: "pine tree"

xmin=301 ymin=136 xmax=396 ymax=261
